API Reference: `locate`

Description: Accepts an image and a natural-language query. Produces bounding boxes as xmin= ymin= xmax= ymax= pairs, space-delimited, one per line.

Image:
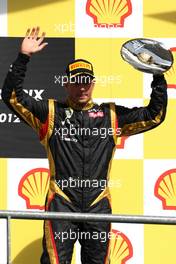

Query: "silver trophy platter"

xmin=121 ymin=38 xmax=173 ymax=74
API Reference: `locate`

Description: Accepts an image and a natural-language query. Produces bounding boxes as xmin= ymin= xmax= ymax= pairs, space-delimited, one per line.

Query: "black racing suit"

xmin=2 ymin=53 xmax=168 ymax=264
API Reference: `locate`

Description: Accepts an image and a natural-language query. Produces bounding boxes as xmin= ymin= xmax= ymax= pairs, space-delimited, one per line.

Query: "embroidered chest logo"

xmin=88 ymin=108 xmax=104 ymax=118
xmin=54 ymin=108 xmax=78 ymax=142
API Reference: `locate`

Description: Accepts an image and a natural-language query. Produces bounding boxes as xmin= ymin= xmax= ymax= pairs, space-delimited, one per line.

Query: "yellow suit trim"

xmin=10 ymin=90 xmax=41 ymax=134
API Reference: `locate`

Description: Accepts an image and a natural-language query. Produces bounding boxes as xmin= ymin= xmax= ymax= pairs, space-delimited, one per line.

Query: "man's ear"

xmin=92 ymin=78 xmax=96 ymax=85
xmin=91 ymin=80 xmax=96 ymax=88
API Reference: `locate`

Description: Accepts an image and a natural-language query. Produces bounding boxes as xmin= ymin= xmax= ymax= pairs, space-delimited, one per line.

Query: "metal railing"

xmin=1 ymin=210 xmax=176 ymax=264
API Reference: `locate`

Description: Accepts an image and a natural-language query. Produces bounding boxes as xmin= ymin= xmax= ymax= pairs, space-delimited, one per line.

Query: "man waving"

xmin=2 ymin=27 xmax=167 ymax=264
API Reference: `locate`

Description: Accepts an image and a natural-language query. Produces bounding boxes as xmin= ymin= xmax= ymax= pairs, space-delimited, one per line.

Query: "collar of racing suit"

xmin=66 ymin=97 xmax=95 ymax=110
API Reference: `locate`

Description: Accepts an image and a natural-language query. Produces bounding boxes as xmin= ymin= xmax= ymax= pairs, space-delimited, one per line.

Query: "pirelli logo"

xmin=69 ymin=62 xmax=92 ymax=71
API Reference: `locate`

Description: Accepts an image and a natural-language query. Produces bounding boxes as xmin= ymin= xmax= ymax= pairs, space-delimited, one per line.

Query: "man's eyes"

xmin=75 ymin=82 xmax=90 ymax=85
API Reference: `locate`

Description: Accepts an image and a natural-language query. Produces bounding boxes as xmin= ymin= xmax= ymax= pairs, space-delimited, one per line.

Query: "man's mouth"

xmin=78 ymin=94 xmax=87 ymax=98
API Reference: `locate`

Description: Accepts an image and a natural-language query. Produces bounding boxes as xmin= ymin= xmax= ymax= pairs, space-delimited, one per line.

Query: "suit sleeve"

xmin=115 ymin=74 xmax=168 ymax=136
xmin=1 ymin=52 xmax=49 ymax=135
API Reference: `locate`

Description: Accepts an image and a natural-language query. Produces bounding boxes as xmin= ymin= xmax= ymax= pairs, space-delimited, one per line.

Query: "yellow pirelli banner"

xmin=0 ymin=0 xmax=176 ymax=264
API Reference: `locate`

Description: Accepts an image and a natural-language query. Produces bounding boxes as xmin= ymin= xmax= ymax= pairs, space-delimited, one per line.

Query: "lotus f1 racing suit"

xmin=2 ymin=53 xmax=167 ymax=264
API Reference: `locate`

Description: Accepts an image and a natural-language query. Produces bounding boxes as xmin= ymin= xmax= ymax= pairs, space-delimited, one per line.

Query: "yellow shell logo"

xmin=109 ymin=229 xmax=133 ymax=263
xmin=154 ymin=169 xmax=176 ymax=210
xmin=165 ymin=48 xmax=176 ymax=88
xmin=18 ymin=168 xmax=50 ymax=210
xmin=86 ymin=0 xmax=132 ymax=28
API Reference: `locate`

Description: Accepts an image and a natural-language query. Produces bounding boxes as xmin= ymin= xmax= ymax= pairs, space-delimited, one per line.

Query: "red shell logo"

xmin=18 ymin=168 xmax=50 ymax=210
xmin=86 ymin=0 xmax=132 ymax=28
xmin=116 ymin=136 xmax=129 ymax=149
xmin=154 ymin=168 xmax=176 ymax=210
xmin=165 ymin=48 xmax=176 ymax=88
xmin=109 ymin=229 xmax=133 ymax=263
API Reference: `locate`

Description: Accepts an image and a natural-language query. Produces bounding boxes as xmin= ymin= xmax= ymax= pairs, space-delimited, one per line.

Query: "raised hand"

xmin=21 ymin=27 xmax=48 ymax=56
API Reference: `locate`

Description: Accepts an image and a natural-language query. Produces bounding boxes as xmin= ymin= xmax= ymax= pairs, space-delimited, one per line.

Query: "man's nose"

xmin=80 ymin=86 xmax=86 ymax=91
